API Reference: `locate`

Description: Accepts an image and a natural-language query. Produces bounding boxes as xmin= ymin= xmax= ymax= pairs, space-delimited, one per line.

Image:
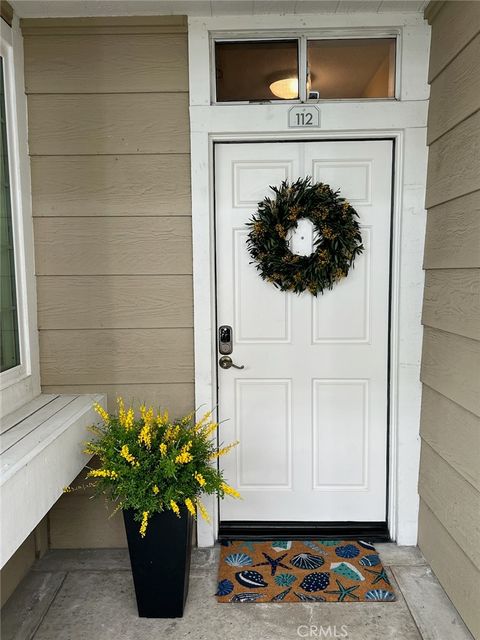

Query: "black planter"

xmin=123 ymin=507 xmax=193 ymax=618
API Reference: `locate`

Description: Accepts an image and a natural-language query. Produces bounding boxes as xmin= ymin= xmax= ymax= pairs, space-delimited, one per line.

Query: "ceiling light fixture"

xmin=269 ymin=70 xmax=313 ymax=100
xmin=269 ymin=76 xmax=299 ymax=100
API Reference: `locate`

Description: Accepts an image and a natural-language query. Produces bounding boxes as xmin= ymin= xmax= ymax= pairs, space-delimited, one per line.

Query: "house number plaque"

xmin=288 ymin=106 xmax=320 ymax=128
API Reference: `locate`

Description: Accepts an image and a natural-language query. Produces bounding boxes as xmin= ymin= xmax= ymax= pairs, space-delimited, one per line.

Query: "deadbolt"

xmin=219 ymin=356 xmax=244 ymax=370
xmin=218 ymin=325 xmax=233 ymax=355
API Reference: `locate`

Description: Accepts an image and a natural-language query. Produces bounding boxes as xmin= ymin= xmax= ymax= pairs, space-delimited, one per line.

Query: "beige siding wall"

xmin=22 ymin=16 xmax=193 ymax=548
xmin=419 ymin=3 xmax=480 ymax=638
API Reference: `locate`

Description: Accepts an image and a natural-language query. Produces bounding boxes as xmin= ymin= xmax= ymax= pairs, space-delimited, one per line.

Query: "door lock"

xmin=219 ymin=356 xmax=244 ymax=370
xmin=218 ymin=325 xmax=233 ymax=355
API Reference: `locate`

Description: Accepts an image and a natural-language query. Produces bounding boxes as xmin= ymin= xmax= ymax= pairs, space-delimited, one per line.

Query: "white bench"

xmin=0 ymin=393 xmax=104 ymax=568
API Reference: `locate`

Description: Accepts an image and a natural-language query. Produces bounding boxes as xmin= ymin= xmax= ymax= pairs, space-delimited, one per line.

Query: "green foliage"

xmin=246 ymin=177 xmax=363 ymax=295
xmin=72 ymin=401 xmax=240 ymax=530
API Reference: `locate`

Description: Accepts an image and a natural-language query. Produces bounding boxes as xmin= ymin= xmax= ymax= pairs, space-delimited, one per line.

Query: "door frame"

xmin=213 ymin=138 xmax=394 ymax=541
xmin=188 ymin=13 xmax=430 ymax=547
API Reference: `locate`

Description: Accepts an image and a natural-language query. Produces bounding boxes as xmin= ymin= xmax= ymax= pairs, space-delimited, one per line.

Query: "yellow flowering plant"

xmin=71 ymin=399 xmax=240 ymax=536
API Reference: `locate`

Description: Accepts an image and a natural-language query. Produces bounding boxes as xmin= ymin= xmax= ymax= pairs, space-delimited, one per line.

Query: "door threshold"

xmin=218 ymin=521 xmax=390 ymax=542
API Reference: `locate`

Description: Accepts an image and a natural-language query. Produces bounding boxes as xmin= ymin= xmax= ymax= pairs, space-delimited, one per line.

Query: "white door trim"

xmin=188 ymin=14 xmax=430 ymax=547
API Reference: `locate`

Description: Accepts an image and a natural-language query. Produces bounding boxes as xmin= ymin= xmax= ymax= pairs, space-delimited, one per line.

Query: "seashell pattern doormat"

xmin=216 ymin=540 xmax=395 ymax=603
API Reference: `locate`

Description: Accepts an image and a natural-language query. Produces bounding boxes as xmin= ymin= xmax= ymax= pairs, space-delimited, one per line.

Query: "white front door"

xmin=215 ymin=140 xmax=392 ymax=523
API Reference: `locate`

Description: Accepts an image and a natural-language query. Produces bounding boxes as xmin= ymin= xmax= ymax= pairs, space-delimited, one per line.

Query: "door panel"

xmin=312 ymin=379 xmax=368 ymax=489
xmin=236 ymin=379 xmax=292 ymax=488
xmin=234 ymin=228 xmax=291 ymax=343
xmin=215 ymin=140 xmax=392 ymax=522
xmin=312 ymin=227 xmax=371 ymax=344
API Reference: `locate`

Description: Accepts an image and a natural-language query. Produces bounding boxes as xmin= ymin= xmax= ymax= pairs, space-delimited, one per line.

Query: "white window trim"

xmin=0 ymin=17 xmax=40 ymax=415
xmin=188 ymin=12 xmax=430 ymax=547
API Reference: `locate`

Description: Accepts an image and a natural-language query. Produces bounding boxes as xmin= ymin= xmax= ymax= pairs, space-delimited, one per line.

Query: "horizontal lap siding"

xmin=425 ymin=110 xmax=480 ymax=209
xmin=28 ymin=94 xmax=190 ymax=155
xmin=422 ymin=269 xmax=480 ymax=339
xmin=37 ymin=276 xmax=193 ymax=328
xmin=421 ymin=328 xmax=480 ymax=417
xmin=420 ymin=4 xmax=480 ymax=638
xmin=426 ymin=34 xmax=480 ymax=144
xmin=40 ymin=329 xmax=194 ymax=385
xmin=23 ymin=17 xmax=193 ymax=548
xmin=34 ymin=217 xmax=193 ymax=275
xmin=418 ymin=443 xmax=480 ymax=568
xmin=420 ymin=386 xmax=479 ymax=491
xmin=423 ymin=192 xmax=480 ymax=269
xmin=24 ymin=34 xmax=189 ymax=93
xmin=30 ymin=155 xmax=191 ymax=216
xmin=41 ymin=384 xmax=194 ymax=416
xmin=427 ymin=1 xmax=480 ymax=82
xmin=418 ymin=501 xmax=480 ymax=639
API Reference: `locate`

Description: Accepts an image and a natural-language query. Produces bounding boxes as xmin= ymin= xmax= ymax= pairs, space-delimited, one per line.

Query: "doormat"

xmin=216 ymin=540 xmax=395 ymax=603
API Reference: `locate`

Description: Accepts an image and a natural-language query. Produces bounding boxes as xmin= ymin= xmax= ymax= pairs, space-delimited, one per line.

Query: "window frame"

xmin=0 ymin=24 xmax=32 ymax=394
xmin=210 ymin=28 xmax=400 ymax=105
xmin=213 ymin=36 xmax=302 ymax=104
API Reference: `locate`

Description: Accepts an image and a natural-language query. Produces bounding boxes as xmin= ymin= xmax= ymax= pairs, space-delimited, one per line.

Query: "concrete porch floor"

xmin=1 ymin=544 xmax=473 ymax=640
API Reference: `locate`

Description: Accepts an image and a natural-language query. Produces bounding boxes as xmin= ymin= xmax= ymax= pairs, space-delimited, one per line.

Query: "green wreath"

xmin=246 ymin=177 xmax=363 ymax=296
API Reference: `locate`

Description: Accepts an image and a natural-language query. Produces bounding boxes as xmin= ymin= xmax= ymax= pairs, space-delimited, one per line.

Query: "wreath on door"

xmin=246 ymin=177 xmax=363 ymax=296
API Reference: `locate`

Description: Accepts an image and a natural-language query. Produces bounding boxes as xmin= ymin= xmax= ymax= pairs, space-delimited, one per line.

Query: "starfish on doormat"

xmin=364 ymin=567 xmax=391 ymax=586
xmin=325 ymin=579 xmax=360 ymax=602
xmin=252 ymin=552 xmax=291 ymax=576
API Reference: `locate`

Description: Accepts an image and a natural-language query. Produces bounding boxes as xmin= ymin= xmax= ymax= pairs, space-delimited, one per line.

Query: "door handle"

xmin=219 ymin=356 xmax=244 ymax=370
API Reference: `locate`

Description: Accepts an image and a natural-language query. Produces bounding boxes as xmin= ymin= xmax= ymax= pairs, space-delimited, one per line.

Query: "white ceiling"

xmin=11 ymin=0 xmax=429 ymax=18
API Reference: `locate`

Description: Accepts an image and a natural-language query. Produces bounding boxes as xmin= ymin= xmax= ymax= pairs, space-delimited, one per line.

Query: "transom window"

xmin=214 ymin=35 xmax=396 ymax=103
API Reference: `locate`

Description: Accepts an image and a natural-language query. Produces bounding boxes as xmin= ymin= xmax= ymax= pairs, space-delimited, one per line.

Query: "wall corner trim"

xmin=424 ymin=1 xmax=446 ymax=25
